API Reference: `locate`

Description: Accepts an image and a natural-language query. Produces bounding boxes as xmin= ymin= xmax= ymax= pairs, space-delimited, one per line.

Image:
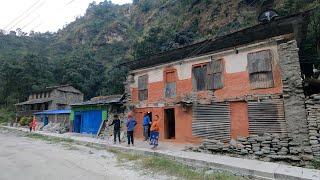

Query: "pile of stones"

xmin=42 ymin=123 xmax=68 ymax=133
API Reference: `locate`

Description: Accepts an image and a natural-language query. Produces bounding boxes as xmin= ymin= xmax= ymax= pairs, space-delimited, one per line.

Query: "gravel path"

xmin=0 ymin=129 xmax=174 ymax=180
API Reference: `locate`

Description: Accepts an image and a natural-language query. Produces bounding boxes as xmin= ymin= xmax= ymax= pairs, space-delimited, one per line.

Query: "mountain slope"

xmin=0 ymin=0 xmax=318 ymax=108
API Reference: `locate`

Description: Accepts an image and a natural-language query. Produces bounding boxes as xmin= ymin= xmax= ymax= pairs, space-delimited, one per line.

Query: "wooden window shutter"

xmin=165 ymin=71 xmax=176 ymax=98
xmin=138 ymin=75 xmax=148 ymax=101
xmin=207 ymin=59 xmax=224 ymax=90
xmin=192 ymin=65 xmax=207 ymax=91
xmin=138 ymin=75 xmax=148 ymax=90
xmin=248 ymin=50 xmax=274 ymax=89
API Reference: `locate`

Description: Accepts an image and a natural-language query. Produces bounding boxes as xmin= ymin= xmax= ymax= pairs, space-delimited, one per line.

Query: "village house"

xmin=15 ymin=85 xmax=84 ymax=118
xmin=123 ymin=10 xmax=312 ymax=155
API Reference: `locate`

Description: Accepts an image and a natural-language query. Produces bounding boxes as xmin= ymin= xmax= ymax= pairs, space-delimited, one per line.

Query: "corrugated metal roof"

xmin=34 ymin=109 xmax=71 ymax=115
xmin=121 ymin=11 xmax=310 ymax=70
xmin=71 ymin=94 xmax=125 ymax=106
xmin=15 ymin=99 xmax=53 ymax=106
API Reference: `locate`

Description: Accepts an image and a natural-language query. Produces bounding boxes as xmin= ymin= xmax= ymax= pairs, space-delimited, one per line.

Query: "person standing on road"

xmin=29 ymin=121 xmax=33 ymax=132
xmin=109 ymin=114 xmax=122 ymax=144
xmin=150 ymin=115 xmax=160 ymax=150
xmin=142 ymin=113 xmax=151 ymax=141
xmin=126 ymin=113 xmax=137 ymax=146
xmin=31 ymin=117 xmax=37 ymax=132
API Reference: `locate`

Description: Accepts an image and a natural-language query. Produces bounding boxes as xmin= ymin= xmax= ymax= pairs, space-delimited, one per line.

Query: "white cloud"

xmin=0 ymin=0 xmax=132 ymax=33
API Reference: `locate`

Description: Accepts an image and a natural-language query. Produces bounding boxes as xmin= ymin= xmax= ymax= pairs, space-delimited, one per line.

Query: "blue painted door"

xmin=73 ymin=115 xmax=81 ymax=133
xmin=80 ymin=111 xmax=102 ymax=134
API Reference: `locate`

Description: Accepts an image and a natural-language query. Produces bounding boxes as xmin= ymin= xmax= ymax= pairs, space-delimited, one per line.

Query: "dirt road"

xmin=0 ymin=129 xmax=172 ymax=180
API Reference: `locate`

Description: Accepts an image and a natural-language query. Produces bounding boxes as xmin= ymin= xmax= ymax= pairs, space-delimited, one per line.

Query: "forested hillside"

xmin=0 ymin=0 xmax=319 ymax=109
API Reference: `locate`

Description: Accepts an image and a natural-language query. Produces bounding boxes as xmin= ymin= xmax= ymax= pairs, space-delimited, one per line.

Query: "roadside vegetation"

xmin=108 ymin=148 xmax=245 ymax=180
xmin=0 ymin=108 xmax=15 ymax=124
xmin=25 ymin=132 xmax=74 ymax=144
xmin=311 ymin=159 xmax=320 ymax=170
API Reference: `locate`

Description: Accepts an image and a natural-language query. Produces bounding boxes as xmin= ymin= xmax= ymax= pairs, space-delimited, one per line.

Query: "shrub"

xmin=19 ymin=116 xmax=32 ymax=126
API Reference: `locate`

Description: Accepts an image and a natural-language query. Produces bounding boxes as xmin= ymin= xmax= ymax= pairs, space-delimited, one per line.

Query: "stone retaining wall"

xmin=189 ymin=133 xmax=314 ymax=166
xmin=306 ymin=94 xmax=320 ymax=158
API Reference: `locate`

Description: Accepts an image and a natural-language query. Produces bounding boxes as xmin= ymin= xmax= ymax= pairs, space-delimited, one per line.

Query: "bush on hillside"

xmin=0 ymin=108 xmax=15 ymax=124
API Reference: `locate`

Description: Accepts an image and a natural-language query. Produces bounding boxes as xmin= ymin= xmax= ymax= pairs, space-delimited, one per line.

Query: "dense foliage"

xmin=0 ymin=0 xmax=318 ymax=110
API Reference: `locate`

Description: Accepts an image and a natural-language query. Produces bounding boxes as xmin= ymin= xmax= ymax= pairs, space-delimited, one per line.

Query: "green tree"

xmin=60 ymin=50 xmax=105 ymax=99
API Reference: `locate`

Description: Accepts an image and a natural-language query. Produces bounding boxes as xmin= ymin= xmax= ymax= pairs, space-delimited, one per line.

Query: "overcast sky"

xmin=0 ymin=0 xmax=132 ymax=33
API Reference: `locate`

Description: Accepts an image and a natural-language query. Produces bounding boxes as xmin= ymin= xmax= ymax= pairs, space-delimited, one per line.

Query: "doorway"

xmin=73 ymin=115 xmax=82 ymax=133
xmin=147 ymin=112 xmax=152 ymax=138
xmin=164 ymin=108 xmax=175 ymax=139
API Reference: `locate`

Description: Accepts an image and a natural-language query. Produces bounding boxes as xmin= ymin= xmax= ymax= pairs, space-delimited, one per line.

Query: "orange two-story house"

xmin=124 ymin=12 xmax=310 ymax=145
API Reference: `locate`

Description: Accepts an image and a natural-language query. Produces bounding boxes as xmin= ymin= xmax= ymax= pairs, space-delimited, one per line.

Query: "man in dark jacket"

xmin=109 ymin=114 xmax=121 ymax=144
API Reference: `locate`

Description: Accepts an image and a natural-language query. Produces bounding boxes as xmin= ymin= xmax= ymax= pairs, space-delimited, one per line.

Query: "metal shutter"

xmin=192 ymin=103 xmax=231 ymax=141
xmin=248 ymin=99 xmax=287 ymax=135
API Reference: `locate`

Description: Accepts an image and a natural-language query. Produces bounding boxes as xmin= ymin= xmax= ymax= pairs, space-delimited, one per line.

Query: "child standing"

xmin=31 ymin=117 xmax=37 ymax=131
xmin=150 ymin=115 xmax=160 ymax=150
xmin=126 ymin=113 xmax=137 ymax=146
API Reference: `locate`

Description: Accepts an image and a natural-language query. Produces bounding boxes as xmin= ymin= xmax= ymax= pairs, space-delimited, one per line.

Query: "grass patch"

xmin=84 ymin=142 xmax=106 ymax=150
xmin=26 ymin=133 xmax=74 ymax=144
xmin=108 ymin=149 xmax=244 ymax=180
xmin=107 ymin=148 xmax=142 ymax=162
xmin=117 ymin=151 xmax=142 ymax=162
xmin=140 ymin=156 xmax=242 ymax=180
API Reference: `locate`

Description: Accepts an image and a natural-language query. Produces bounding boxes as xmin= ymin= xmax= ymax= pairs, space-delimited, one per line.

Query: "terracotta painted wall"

xmin=174 ymin=106 xmax=202 ymax=143
xmin=133 ymin=107 xmax=164 ymax=139
xmin=130 ymin=45 xmax=283 ymax=104
xmin=133 ymin=106 xmax=201 ymax=144
xmin=230 ymin=102 xmax=249 ymax=139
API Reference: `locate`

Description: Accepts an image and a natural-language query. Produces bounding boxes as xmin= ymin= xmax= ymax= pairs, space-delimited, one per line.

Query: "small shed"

xmin=34 ymin=109 xmax=71 ymax=131
xmin=70 ymin=94 xmax=125 ymax=135
xmin=34 ymin=109 xmax=71 ymax=129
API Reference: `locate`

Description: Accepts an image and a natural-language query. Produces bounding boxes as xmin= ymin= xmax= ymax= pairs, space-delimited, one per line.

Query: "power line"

xmin=4 ymin=0 xmax=42 ymax=31
xmin=7 ymin=1 xmax=46 ymax=32
xmin=66 ymin=0 xmax=77 ymax=6
xmin=20 ymin=15 xmax=40 ymax=31
xmin=29 ymin=21 xmax=43 ymax=31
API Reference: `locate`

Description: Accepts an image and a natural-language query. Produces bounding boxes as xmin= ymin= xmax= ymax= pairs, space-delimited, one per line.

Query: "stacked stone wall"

xmin=306 ymin=94 xmax=320 ymax=158
xmin=277 ymin=40 xmax=309 ymax=147
xmin=188 ymin=133 xmax=313 ymax=166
